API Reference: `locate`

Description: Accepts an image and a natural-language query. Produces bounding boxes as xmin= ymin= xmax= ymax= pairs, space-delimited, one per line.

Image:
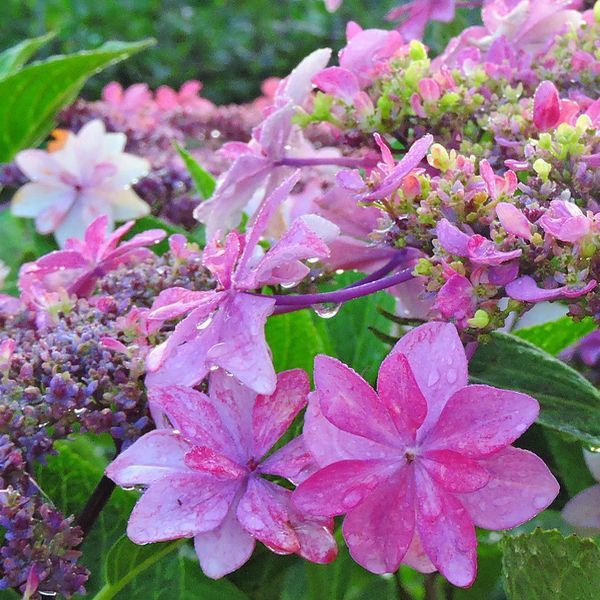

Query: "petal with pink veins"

xmin=184 ymin=446 xmax=247 ymax=480
xmin=424 ymin=385 xmax=539 ymax=458
xmin=127 ymin=473 xmax=239 ymax=543
xmin=342 ymin=465 xmax=415 ymax=574
xmin=459 ymin=447 xmax=559 ymax=530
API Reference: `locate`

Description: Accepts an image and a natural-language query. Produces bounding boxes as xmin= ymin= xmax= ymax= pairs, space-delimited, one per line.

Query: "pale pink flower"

xmin=563 ymin=450 xmax=600 ymax=535
xmin=293 ymin=322 xmax=559 ymax=585
xmin=12 ymin=120 xmax=150 ymax=246
xmin=387 ymin=0 xmax=459 ymax=40
xmin=146 ymin=173 xmax=338 ymax=394
xmin=155 ymin=81 xmax=214 ymax=112
xmin=323 ymin=0 xmax=342 ymax=12
xmin=18 ymin=215 xmax=165 ymax=301
xmin=106 ymin=370 xmax=337 ymax=578
xmin=102 ymin=82 xmax=154 ymax=115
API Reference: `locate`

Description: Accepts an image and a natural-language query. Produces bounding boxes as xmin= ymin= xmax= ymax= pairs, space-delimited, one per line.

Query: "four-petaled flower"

xmin=292 ymin=322 xmax=559 ymax=586
xmin=106 ymin=369 xmax=337 ymax=578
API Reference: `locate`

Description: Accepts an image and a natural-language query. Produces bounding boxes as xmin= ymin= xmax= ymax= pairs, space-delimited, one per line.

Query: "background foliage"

xmin=0 ymin=0 xmax=480 ymax=103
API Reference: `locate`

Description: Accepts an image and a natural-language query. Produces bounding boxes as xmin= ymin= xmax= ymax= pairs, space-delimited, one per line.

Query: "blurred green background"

xmin=0 ymin=0 xmax=479 ymax=104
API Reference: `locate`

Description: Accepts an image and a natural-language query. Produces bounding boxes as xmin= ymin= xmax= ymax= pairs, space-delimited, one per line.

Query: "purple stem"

xmin=249 ymin=268 xmax=414 ymax=313
xmin=274 ymin=156 xmax=378 ymax=169
xmin=346 ymin=253 xmax=408 ymax=288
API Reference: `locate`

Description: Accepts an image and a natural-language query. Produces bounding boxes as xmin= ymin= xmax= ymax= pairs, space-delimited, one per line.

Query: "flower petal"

xmin=562 ymin=484 xmax=600 ymax=534
xmin=459 ymin=447 xmax=559 ymax=529
xmin=127 ymin=473 xmax=238 ymax=543
xmin=259 ymin=435 xmax=317 ymax=485
xmin=253 ymin=369 xmax=309 ymax=458
xmin=420 ymin=450 xmax=490 ymax=493
xmin=314 ymin=355 xmax=399 ymax=447
xmin=105 ymin=430 xmax=190 ymax=486
xmin=342 ymin=466 xmax=415 ymax=574
xmin=424 ymin=385 xmax=539 ymax=458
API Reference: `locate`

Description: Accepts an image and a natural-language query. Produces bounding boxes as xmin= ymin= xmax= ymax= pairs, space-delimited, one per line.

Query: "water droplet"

xmin=196 ymin=316 xmax=213 ymax=330
xmin=209 ymin=364 xmax=219 ymax=371
xmin=342 ymin=489 xmax=363 ymax=508
xmin=210 ymin=129 xmax=221 ymax=139
xmin=312 ymin=302 xmax=341 ymax=319
xmin=446 ymin=368 xmax=457 ymax=384
xmin=427 ymin=369 xmax=440 ymax=386
xmin=306 ymin=257 xmax=320 ymax=265
xmin=335 ymin=269 xmax=345 ymax=275
xmin=39 ymin=593 xmax=57 ymax=598
xmin=280 ymin=281 xmax=297 ymax=289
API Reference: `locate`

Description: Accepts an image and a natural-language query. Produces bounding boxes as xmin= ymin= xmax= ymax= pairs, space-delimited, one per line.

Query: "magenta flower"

xmin=538 ymin=199 xmax=599 ymax=244
xmin=146 ymin=172 xmax=337 ymax=394
xmin=12 ymin=120 xmax=150 ymax=246
xmin=293 ymin=322 xmax=558 ymax=586
xmin=436 ymin=219 xmax=521 ymax=266
xmin=533 ymin=81 xmax=562 ymax=131
xmin=337 ymin=134 xmax=433 ymax=201
xmin=434 ymin=272 xmax=477 ymax=326
xmin=106 ymin=370 xmax=337 ymax=578
xmin=387 ymin=0 xmax=460 ymax=41
xmin=563 ymin=450 xmax=600 ymax=535
xmin=496 ymin=202 xmax=532 ymax=240
xmin=154 ymin=80 xmax=214 ymax=112
xmin=194 ymin=49 xmax=332 ymax=239
xmin=18 ymin=215 xmax=166 ymax=301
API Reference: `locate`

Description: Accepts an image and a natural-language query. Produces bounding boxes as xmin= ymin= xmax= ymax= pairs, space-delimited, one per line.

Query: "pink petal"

xmin=289 ymin=507 xmax=337 ymax=564
xmin=460 ymin=447 xmax=559 ymax=529
xmin=562 ymin=484 xmax=600 ymax=533
xmin=105 ymin=430 xmax=190 ymax=486
xmin=533 ymin=80 xmax=561 ymax=131
xmin=377 ymin=351 xmax=427 ymax=442
xmin=278 ymin=48 xmax=332 ymax=106
xmin=206 ymin=294 xmax=277 ymax=395
xmin=496 ymin=202 xmax=532 ymax=240
xmin=202 ymin=231 xmax=242 ymax=289
xmin=314 ymin=355 xmax=399 ymax=447
xmin=259 ymin=436 xmax=317 ymax=485
xmin=148 ymin=386 xmax=241 ymax=461
xmin=194 ymin=501 xmax=256 ymax=579
xmin=253 ymin=369 xmax=309 ymax=458
xmin=424 ymin=385 xmax=539 ymax=458
xmin=237 ymin=477 xmax=299 ymax=554
xmin=127 ymin=473 xmax=239 ymax=543
xmin=402 ymin=531 xmax=436 ymax=573
xmin=434 ymin=273 xmax=476 ymax=323
xmin=420 ymin=450 xmax=490 ymax=493
xmin=342 ymin=466 xmax=414 ymax=574
xmin=436 ymin=219 xmax=470 ymax=257
xmin=184 ymin=446 xmax=246 ymax=480
xmin=467 ymin=235 xmax=522 ymax=266
xmin=312 ymin=67 xmax=360 ymax=103
xmin=147 ymin=288 xmax=222 ymax=326
xmin=584 ymin=449 xmax=600 ymax=481
xmin=292 ymin=459 xmax=400 ymax=517
xmin=416 ymin=469 xmax=477 ymax=588
xmin=303 ymin=393 xmax=398 ymax=466
xmin=390 ymin=322 xmax=468 ymax=439
xmin=506 ymin=276 xmax=597 ymax=302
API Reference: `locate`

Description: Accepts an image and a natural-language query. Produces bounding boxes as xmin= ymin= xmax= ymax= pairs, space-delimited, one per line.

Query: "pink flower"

xmin=496 ymin=202 xmax=532 ymax=240
xmin=563 ymin=450 xmax=600 ymax=535
xmin=479 ymin=159 xmax=518 ymax=200
xmin=532 ymin=80 xmax=582 ymax=131
xmin=0 ymin=339 xmax=15 ymax=376
xmin=195 ymin=49 xmax=332 ymax=240
xmin=538 ymin=199 xmax=598 ymax=244
xmin=505 ymin=275 xmax=597 ymax=302
xmin=293 ymin=322 xmax=558 ymax=585
xmin=18 ymin=215 xmax=165 ymax=301
xmin=337 ymin=134 xmax=433 ymax=201
xmin=12 ymin=120 xmax=150 ymax=246
xmin=387 ymin=0 xmax=459 ymax=41
xmin=106 ymin=370 xmax=337 ymax=578
xmin=155 ymin=81 xmax=214 ymax=112
xmin=434 ymin=272 xmax=477 ymax=325
xmin=323 ymin=0 xmax=342 ymax=11
xmin=436 ymin=219 xmax=522 ymax=266
xmin=146 ymin=173 xmax=337 ymax=394
xmin=102 ymin=82 xmax=154 ymax=115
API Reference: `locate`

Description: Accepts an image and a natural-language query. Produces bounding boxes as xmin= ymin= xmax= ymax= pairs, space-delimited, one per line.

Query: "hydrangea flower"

xmin=146 ymin=172 xmax=338 ymax=394
xmin=106 ymin=370 xmax=337 ymax=578
xmin=293 ymin=322 xmax=558 ymax=586
xmin=11 ymin=120 xmax=150 ymax=246
xmin=562 ymin=449 xmax=600 ymax=534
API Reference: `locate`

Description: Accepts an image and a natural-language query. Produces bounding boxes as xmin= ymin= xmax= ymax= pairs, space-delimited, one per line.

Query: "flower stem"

xmin=275 ymin=156 xmax=378 ymax=169
xmin=75 ymin=475 xmax=116 ymax=540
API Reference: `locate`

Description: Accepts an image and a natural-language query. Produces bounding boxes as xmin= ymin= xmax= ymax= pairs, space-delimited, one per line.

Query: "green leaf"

xmin=266 ymin=310 xmax=333 ymax=376
xmin=0 ymin=32 xmax=55 ymax=78
xmin=0 ymin=38 xmax=154 ymax=161
xmin=515 ymin=317 xmax=596 ymax=356
xmin=501 ymin=529 xmax=600 ymax=599
xmin=96 ymin=537 xmax=250 ymax=600
xmin=174 ymin=142 xmax=216 ymax=199
xmin=319 ymin=272 xmax=395 ymax=383
xmin=470 ymin=332 xmax=600 ymax=445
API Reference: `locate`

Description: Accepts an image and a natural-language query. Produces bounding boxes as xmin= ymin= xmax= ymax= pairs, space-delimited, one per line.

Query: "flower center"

xmin=246 ymin=458 xmax=259 ymax=472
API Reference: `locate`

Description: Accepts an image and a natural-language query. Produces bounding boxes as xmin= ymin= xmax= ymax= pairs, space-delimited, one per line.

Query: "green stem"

xmin=91 ymin=539 xmax=186 ymax=600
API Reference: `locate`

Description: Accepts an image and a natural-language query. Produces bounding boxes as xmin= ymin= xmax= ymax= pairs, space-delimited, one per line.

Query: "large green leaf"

xmin=470 ymin=332 xmax=600 ymax=445
xmin=0 ymin=38 xmax=154 ymax=161
xmin=502 ymin=529 xmax=600 ymax=599
xmin=515 ymin=317 xmax=596 ymax=356
xmin=0 ymin=32 xmax=55 ymax=78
